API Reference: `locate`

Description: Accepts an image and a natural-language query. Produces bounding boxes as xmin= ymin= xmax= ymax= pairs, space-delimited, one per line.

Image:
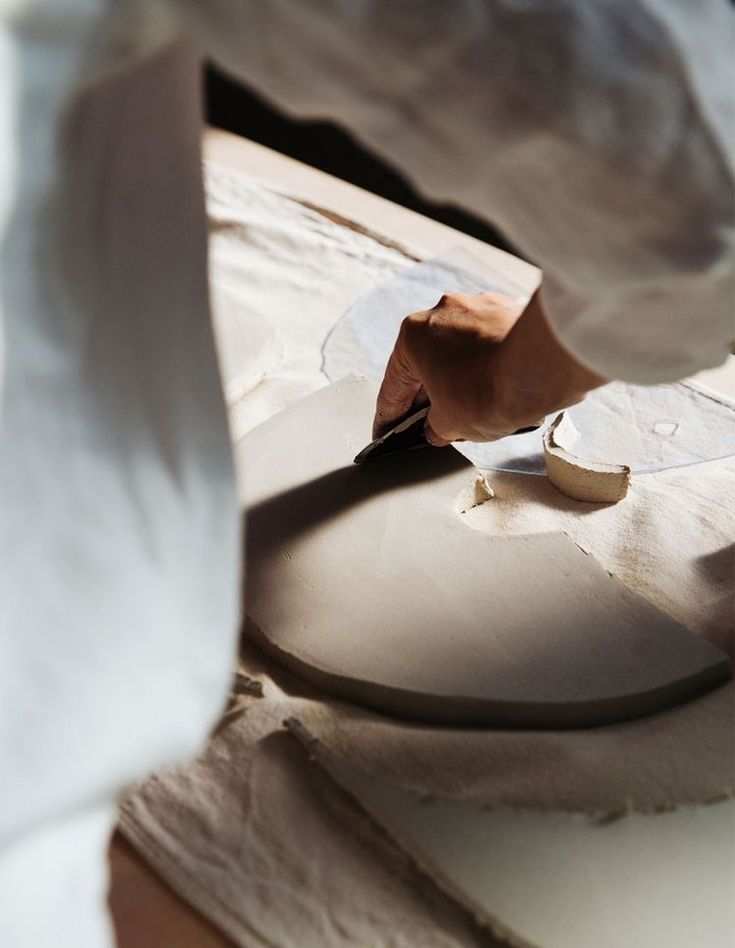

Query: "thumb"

xmin=424 ymin=408 xmax=453 ymax=447
xmin=373 ymin=344 xmax=422 ymax=439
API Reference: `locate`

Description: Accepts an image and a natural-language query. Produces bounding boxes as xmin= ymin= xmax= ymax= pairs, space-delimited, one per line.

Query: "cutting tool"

xmin=354 ymin=404 xmax=540 ymax=464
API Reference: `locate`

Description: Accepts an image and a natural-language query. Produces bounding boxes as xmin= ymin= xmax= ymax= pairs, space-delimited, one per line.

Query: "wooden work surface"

xmin=108 ymin=127 xmax=735 ymax=947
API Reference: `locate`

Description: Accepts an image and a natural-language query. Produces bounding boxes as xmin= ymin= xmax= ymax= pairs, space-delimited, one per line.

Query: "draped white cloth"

xmin=1 ymin=2 xmax=732 ymax=944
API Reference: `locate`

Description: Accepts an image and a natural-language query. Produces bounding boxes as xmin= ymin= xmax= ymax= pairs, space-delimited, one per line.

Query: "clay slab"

xmin=240 ymin=379 xmax=728 ymax=728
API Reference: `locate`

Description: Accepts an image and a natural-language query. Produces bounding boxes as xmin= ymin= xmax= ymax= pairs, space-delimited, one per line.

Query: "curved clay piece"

xmin=240 ymin=380 xmax=728 ymax=728
xmin=543 ymin=412 xmax=631 ymax=504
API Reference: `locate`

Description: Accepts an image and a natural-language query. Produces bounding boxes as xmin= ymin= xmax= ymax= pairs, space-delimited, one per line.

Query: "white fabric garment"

xmin=0 ymin=9 xmax=240 ymax=948
xmin=177 ymin=0 xmax=735 ymax=383
xmin=0 ymin=2 xmax=733 ymax=946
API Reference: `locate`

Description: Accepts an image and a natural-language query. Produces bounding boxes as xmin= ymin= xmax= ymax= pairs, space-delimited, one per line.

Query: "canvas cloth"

xmin=119 ymin=163 xmax=734 ymax=947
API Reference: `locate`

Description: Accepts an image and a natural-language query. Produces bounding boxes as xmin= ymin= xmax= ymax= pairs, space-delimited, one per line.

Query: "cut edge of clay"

xmin=244 ymin=611 xmax=729 ymax=731
xmin=543 ymin=412 xmax=631 ymax=504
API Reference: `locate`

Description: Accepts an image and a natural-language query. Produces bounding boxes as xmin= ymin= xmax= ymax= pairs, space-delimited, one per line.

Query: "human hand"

xmin=373 ymin=288 xmax=606 ymax=445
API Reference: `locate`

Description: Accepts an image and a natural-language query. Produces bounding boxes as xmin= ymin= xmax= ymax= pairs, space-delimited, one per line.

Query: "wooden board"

xmin=319 ymin=753 xmax=735 ymax=948
xmin=240 ymin=379 xmax=728 ymax=727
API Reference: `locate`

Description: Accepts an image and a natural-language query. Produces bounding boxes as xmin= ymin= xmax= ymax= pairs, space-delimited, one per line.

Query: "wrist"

xmin=490 ymin=290 xmax=607 ymax=428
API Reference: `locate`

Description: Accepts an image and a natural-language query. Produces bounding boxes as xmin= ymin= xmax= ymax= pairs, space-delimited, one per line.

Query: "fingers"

xmin=372 ymin=340 xmax=422 ymax=439
xmin=373 ymin=290 xmax=538 ymax=446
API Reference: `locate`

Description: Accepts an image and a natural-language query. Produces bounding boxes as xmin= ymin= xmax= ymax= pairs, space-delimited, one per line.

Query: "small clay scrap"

xmin=543 ymin=412 xmax=631 ymax=503
xmin=456 ymin=474 xmax=494 ymax=514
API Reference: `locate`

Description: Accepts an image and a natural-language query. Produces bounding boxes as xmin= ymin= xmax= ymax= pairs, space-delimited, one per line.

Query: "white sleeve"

xmin=175 ymin=0 xmax=735 ymax=383
xmin=1 ymin=3 xmax=239 ymax=946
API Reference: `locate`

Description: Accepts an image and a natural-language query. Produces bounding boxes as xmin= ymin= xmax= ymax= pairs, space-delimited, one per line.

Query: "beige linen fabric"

xmin=120 ymin=687 xmax=500 ymax=948
xmin=119 ymin=166 xmax=733 ymax=946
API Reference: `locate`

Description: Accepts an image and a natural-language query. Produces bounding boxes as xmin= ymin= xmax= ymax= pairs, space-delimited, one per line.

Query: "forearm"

xmin=490 ymin=292 xmax=607 ymax=432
